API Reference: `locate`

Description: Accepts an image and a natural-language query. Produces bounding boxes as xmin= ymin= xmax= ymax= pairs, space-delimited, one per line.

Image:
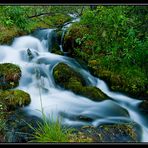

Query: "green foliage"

xmin=29 ymin=114 xmax=95 ymax=143
xmin=0 ymin=6 xmax=29 ymax=31
xmin=75 ymin=38 xmax=82 ymax=45
xmin=0 ymin=90 xmax=31 ymax=110
xmin=64 ymin=6 xmax=148 ymax=98
xmin=80 ymin=6 xmax=148 ymax=68
xmin=75 ymin=34 xmax=91 ymax=45
xmin=0 ymin=6 xmax=85 ymax=33
xmin=0 ymin=6 xmax=50 ymax=32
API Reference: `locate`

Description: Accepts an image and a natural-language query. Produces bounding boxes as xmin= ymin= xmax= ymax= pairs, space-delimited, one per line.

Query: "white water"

xmin=0 ymin=29 xmax=148 ymax=142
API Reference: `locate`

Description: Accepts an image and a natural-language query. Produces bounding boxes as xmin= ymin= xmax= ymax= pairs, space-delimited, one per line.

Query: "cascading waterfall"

xmin=0 ymin=17 xmax=148 ymax=142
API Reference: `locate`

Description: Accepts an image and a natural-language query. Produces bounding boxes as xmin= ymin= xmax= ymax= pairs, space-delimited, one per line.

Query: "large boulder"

xmin=0 ymin=90 xmax=31 ymax=110
xmin=0 ymin=89 xmax=31 ymax=142
xmin=70 ymin=123 xmax=141 ymax=142
xmin=53 ymin=63 xmax=86 ymax=87
xmin=53 ymin=63 xmax=108 ymax=101
xmin=4 ymin=111 xmax=42 ymax=143
xmin=0 ymin=63 xmax=21 ymax=90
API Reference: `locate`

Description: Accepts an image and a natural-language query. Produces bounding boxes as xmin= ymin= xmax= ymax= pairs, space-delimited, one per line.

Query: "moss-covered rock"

xmin=68 ymin=85 xmax=108 ymax=101
xmin=50 ymin=29 xmax=64 ymax=55
xmin=0 ymin=90 xmax=31 ymax=110
xmin=53 ymin=63 xmax=108 ymax=101
xmin=4 ymin=112 xmax=41 ymax=143
xmin=0 ymin=89 xmax=31 ymax=142
xmin=63 ymin=23 xmax=90 ymax=54
xmin=71 ymin=123 xmax=140 ymax=142
xmin=51 ymin=38 xmax=61 ymax=55
xmin=56 ymin=30 xmax=63 ymax=44
xmin=0 ymin=24 xmax=26 ymax=45
xmin=0 ymin=63 xmax=21 ymax=90
xmin=53 ymin=63 xmax=86 ymax=87
xmin=96 ymin=124 xmax=139 ymax=142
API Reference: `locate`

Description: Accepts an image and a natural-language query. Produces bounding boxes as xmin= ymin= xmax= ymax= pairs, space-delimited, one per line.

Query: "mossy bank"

xmin=63 ymin=6 xmax=148 ymax=100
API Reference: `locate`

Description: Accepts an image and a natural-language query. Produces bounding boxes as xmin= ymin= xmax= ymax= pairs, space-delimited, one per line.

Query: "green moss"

xmin=63 ymin=23 xmax=90 ymax=53
xmin=0 ymin=90 xmax=31 ymax=110
xmin=76 ymin=123 xmax=139 ymax=142
xmin=93 ymin=64 xmax=148 ymax=99
xmin=69 ymin=131 xmax=93 ymax=142
xmin=53 ymin=63 xmax=108 ymax=101
xmin=27 ymin=19 xmax=51 ymax=33
xmin=67 ymin=83 xmax=108 ymax=101
xmin=53 ymin=63 xmax=86 ymax=88
xmin=56 ymin=30 xmax=62 ymax=43
xmin=0 ymin=24 xmax=26 ymax=44
xmin=97 ymin=123 xmax=138 ymax=142
xmin=0 ymin=63 xmax=22 ymax=90
xmin=51 ymin=40 xmax=61 ymax=55
xmin=81 ymin=86 xmax=108 ymax=101
xmin=51 ymin=30 xmax=64 ymax=55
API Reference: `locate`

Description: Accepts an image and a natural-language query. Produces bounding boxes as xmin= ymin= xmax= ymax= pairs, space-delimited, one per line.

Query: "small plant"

xmin=75 ymin=37 xmax=82 ymax=45
xmin=29 ymin=115 xmax=74 ymax=143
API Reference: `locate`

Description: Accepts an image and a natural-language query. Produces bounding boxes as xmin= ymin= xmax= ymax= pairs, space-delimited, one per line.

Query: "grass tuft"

xmin=29 ymin=115 xmax=74 ymax=143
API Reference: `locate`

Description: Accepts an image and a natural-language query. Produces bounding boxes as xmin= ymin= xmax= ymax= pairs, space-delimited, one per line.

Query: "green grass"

xmin=29 ymin=115 xmax=74 ymax=143
xmin=29 ymin=65 xmax=74 ymax=143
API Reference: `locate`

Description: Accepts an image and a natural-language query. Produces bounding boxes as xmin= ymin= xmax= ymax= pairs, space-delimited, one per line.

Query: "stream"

xmin=0 ymin=14 xmax=148 ymax=142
